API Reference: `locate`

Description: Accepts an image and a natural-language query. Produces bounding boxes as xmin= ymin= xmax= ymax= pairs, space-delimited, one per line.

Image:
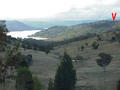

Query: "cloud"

xmin=49 ymin=0 xmax=120 ymax=21
xmin=0 ymin=0 xmax=119 ymax=20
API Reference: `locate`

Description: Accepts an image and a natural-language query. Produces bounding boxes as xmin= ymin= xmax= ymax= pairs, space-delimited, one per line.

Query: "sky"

xmin=0 ymin=0 xmax=120 ymax=20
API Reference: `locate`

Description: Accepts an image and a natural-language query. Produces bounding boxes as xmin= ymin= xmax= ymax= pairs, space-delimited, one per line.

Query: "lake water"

xmin=7 ymin=30 xmax=48 ymax=40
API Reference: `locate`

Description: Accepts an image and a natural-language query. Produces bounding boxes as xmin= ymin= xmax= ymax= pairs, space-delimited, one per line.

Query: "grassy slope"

xmin=51 ymin=32 xmax=120 ymax=90
xmin=22 ymin=31 xmax=120 ymax=90
xmin=3 ymin=34 xmax=120 ymax=90
xmin=16 ymin=31 xmax=120 ymax=90
xmin=2 ymin=30 xmax=120 ymax=90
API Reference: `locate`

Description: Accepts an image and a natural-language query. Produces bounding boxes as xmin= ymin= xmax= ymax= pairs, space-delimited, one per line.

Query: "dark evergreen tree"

xmin=0 ymin=22 xmax=8 ymax=84
xmin=19 ymin=59 xmax=28 ymax=68
xmin=54 ymin=52 xmax=76 ymax=90
xmin=0 ymin=23 xmax=8 ymax=51
xmin=117 ymin=80 xmax=120 ymax=90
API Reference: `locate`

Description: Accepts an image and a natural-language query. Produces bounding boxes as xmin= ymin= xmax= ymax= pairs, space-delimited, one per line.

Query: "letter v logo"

xmin=112 ymin=12 xmax=117 ymax=21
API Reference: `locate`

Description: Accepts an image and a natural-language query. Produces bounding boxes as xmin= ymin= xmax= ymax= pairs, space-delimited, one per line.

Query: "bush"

xmin=16 ymin=67 xmax=33 ymax=90
xmin=33 ymin=77 xmax=43 ymax=90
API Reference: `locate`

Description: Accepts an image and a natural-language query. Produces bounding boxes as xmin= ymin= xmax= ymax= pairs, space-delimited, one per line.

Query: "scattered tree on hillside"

xmin=96 ymin=53 xmax=112 ymax=90
xmin=85 ymin=42 xmax=88 ymax=46
xmin=96 ymin=34 xmax=102 ymax=41
xmin=81 ymin=45 xmax=84 ymax=51
xmin=96 ymin=53 xmax=112 ymax=72
xmin=111 ymin=36 xmax=116 ymax=41
xmin=45 ymin=47 xmax=50 ymax=54
xmin=54 ymin=52 xmax=77 ymax=90
xmin=91 ymin=41 xmax=99 ymax=50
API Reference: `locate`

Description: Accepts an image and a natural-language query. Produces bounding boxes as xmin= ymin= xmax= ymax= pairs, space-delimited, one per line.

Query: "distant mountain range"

xmin=6 ymin=20 xmax=98 ymax=31
xmin=30 ymin=20 xmax=120 ymax=41
xmin=6 ymin=20 xmax=42 ymax=31
xmin=21 ymin=20 xmax=98 ymax=29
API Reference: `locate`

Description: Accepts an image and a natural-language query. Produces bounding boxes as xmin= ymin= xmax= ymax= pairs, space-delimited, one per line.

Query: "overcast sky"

xmin=0 ymin=0 xmax=119 ymax=20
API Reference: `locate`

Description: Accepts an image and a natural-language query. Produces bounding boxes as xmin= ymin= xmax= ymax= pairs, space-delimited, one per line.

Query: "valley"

xmin=1 ymin=20 xmax=120 ymax=90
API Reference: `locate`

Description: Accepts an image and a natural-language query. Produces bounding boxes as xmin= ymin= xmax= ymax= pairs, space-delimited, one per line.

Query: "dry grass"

xmin=20 ymin=36 xmax=120 ymax=90
xmin=51 ymin=36 xmax=120 ymax=90
xmin=1 ymin=34 xmax=120 ymax=90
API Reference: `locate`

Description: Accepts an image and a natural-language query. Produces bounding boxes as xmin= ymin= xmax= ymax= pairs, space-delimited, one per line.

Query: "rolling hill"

xmin=6 ymin=20 xmax=41 ymax=31
xmin=21 ymin=30 xmax=120 ymax=90
xmin=30 ymin=20 xmax=120 ymax=41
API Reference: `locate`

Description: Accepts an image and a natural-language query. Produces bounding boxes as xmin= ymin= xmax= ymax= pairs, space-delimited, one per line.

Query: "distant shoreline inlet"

xmin=7 ymin=30 xmax=48 ymax=40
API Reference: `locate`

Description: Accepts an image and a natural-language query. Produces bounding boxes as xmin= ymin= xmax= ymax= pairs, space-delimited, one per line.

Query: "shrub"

xmin=16 ymin=67 xmax=33 ymax=90
xmin=33 ymin=77 xmax=43 ymax=90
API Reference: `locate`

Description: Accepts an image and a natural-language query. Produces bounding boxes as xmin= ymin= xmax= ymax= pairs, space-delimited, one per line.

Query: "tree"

xmin=45 ymin=47 xmax=50 ymax=54
xmin=96 ymin=53 xmax=112 ymax=90
xmin=92 ymin=41 xmax=99 ymax=50
xmin=5 ymin=42 xmax=22 ymax=68
xmin=19 ymin=59 xmax=28 ymax=68
xmin=0 ymin=22 xmax=8 ymax=84
xmin=96 ymin=34 xmax=102 ymax=41
xmin=85 ymin=42 xmax=88 ymax=46
xmin=117 ymin=80 xmax=120 ymax=90
xmin=48 ymin=78 xmax=54 ymax=90
xmin=0 ymin=22 xmax=8 ymax=51
xmin=81 ymin=45 xmax=84 ymax=51
xmin=16 ymin=67 xmax=33 ymax=90
xmin=54 ymin=52 xmax=77 ymax=90
xmin=96 ymin=53 xmax=112 ymax=72
xmin=111 ymin=36 xmax=116 ymax=41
